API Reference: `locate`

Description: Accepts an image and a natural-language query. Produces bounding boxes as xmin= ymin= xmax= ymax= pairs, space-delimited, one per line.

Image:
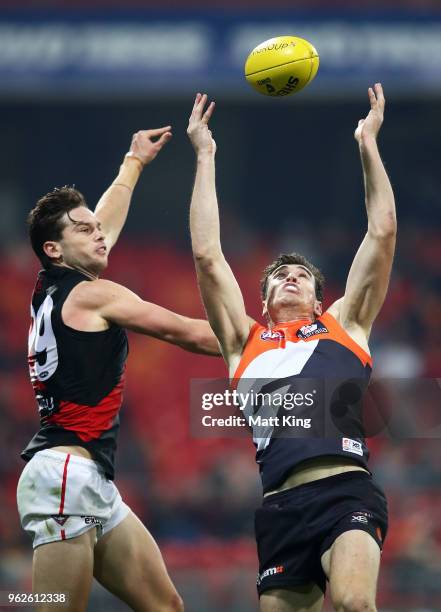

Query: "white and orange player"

xmin=187 ymin=86 xmax=396 ymax=612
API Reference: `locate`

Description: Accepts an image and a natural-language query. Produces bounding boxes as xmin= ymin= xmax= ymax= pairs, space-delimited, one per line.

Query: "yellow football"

xmin=245 ymin=35 xmax=319 ymax=97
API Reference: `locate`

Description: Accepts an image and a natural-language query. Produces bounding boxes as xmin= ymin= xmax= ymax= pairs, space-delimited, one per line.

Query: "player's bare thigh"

xmin=260 ymin=584 xmax=324 ymax=612
xmin=93 ymin=510 xmax=184 ymax=612
xmin=321 ymin=530 xmax=380 ymax=612
xmin=32 ymin=528 xmax=96 ymax=612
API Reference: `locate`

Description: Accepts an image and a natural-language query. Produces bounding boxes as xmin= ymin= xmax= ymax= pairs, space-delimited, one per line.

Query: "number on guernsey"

xmin=28 ymin=295 xmax=58 ymax=381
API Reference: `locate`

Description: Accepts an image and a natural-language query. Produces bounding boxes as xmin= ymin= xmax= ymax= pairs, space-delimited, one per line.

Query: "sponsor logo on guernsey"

xmin=342 ymin=437 xmax=364 ymax=456
xmin=261 ymin=329 xmax=285 ymax=341
xmin=257 ymin=565 xmax=285 ymax=585
xmin=51 ymin=514 xmax=69 ymax=526
xmin=350 ymin=512 xmax=370 ymax=524
xmin=296 ymin=322 xmax=329 ymax=339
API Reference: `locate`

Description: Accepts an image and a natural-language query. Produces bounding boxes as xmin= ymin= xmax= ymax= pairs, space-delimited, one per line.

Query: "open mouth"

xmin=96 ymin=246 xmax=107 ymax=255
xmin=283 ymin=282 xmax=299 ymax=291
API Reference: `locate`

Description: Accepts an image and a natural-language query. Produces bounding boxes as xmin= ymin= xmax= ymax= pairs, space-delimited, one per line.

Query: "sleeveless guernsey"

xmin=22 ymin=265 xmax=128 ymax=479
xmin=233 ymin=312 xmax=372 ymax=493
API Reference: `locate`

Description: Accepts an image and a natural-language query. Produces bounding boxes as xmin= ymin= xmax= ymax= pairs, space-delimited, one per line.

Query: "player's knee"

xmin=334 ymin=591 xmax=376 ymax=612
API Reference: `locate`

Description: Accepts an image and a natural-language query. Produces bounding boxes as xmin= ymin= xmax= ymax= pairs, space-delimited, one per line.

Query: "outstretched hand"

xmin=354 ymin=83 xmax=385 ymax=144
xmin=127 ymin=126 xmax=172 ymax=166
xmin=187 ymin=93 xmax=216 ymax=156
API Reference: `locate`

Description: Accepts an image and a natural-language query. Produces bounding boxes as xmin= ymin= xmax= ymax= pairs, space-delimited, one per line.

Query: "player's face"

xmin=50 ymin=207 xmax=108 ymax=275
xmin=263 ymin=264 xmax=322 ymax=321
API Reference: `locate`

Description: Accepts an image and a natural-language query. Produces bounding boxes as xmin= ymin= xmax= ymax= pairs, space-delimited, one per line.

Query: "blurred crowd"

xmin=0 ymin=224 xmax=440 ymax=610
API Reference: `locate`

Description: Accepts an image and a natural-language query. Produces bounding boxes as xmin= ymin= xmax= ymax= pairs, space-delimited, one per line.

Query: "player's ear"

xmin=43 ymin=241 xmax=63 ymax=263
xmin=314 ymin=300 xmax=322 ymax=317
xmin=262 ymin=299 xmax=268 ymax=318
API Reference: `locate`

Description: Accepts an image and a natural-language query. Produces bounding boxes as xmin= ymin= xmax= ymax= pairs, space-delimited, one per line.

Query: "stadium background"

xmin=0 ymin=0 xmax=440 ymax=610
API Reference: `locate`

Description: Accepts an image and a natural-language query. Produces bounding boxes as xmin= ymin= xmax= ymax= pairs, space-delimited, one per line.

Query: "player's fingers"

xmin=189 ymin=93 xmax=203 ymax=120
xmin=196 ymin=93 xmax=208 ymax=115
xmin=368 ymin=87 xmax=377 ymax=106
xmin=202 ymin=101 xmax=215 ymax=123
xmin=374 ymin=82 xmax=385 ymax=108
xmin=191 ymin=93 xmax=206 ymax=120
xmin=146 ymin=126 xmax=172 ymax=138
xmin=192 ymin=93 xmax=202 ymax=112
xmin=155 ymin=132 xmax=173 ymax=148
xmin=374 ymin=82 xmax=383 ymax=95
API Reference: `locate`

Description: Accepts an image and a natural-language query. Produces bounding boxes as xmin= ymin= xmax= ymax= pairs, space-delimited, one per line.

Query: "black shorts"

xmin=255 ymin=470 xmax=388 ymax=596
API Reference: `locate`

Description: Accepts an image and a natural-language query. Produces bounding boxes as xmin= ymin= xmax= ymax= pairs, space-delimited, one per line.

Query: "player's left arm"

xmin=70 ymin=278 xmax=221 ymax=355
xmin=338 ymin=84 xmax=397 ymax=339
xmin=94 ymin=127 xmax=172 ymax=252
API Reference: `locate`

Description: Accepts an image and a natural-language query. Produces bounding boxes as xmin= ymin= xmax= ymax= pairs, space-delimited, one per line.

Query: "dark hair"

xmin=27 ymin=186 xmax=88 ymax=267
xmin=260 ymin=252 xmax=325 ymax=302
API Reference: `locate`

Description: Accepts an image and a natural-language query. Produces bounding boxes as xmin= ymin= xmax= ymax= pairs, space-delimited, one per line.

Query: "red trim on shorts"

xmin=58 ymin=454 xmax=71 ymax=515
xmin=61 ymin=530 xmax=66 ymax=540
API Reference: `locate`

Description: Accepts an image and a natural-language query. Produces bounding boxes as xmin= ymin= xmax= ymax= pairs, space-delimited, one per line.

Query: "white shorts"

xmin=17 ymin=449 xmax=130 ymax=549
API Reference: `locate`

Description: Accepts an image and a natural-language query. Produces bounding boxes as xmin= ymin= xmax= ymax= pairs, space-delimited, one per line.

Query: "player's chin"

xmin=279 ymin=290 xmax=301 ymax=302
xmin=275 ymin=297 xmax=300 ymax=311
xmin=93 ymin=253 xmax=108 ymax=272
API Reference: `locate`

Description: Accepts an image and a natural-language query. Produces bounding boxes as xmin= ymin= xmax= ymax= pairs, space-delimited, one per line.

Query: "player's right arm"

xmin=187 ymin=94 xmax=251 ymax=372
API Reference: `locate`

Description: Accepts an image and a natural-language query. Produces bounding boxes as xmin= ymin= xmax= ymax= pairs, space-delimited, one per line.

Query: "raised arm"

xmin=336 ymin=84 xmax=397 ymax=340
xmin=187 ymin=94 xmax=251 ymax=372
xmin=66 ymin=279 xmax=220 ymax=356
xmin=94 ymin=127 xmax=172 ymax=252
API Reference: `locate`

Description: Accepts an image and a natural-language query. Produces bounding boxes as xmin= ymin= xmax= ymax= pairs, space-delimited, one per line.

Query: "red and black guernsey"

xmin=22 ymin=264 xmax=128 ymax=479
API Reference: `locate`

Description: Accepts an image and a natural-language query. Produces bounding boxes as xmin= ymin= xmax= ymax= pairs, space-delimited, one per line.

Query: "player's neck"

xmin=268 ymin=308 xmax=316 ymax=328
xmin=54 ymin=261 xmax=99 ymax=281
